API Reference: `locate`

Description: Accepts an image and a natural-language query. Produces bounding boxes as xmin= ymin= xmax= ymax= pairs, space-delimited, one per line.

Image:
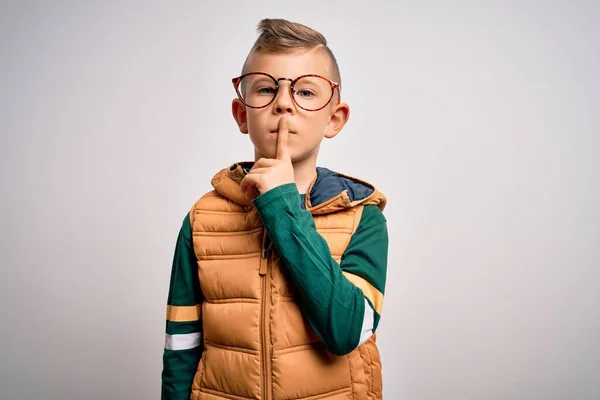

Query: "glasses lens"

xmin=238 ymin=74 xmax=277 ymax=108
xmin=293 ymin=76 xmax=333 ymax=110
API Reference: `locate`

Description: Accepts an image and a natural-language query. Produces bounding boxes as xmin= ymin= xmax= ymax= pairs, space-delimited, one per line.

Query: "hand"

xmin=240 ymin=116 xmax=295 ymax=200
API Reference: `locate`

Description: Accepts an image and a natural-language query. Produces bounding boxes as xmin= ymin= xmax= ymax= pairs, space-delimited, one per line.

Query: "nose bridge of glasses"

xmin=276 ymin=77 xmax=294 ymax=92
xmin=273 ymin=78 xmax=295 ymax=105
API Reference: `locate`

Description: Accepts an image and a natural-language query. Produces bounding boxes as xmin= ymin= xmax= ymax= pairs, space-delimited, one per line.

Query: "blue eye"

xmin=258 ymin=87 xmax=276 ymax=95
xmin=296 ymin=89 xmax=314 ymax=98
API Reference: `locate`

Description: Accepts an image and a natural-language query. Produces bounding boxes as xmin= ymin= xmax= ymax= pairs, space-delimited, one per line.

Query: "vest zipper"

xmin=260 ymin=228 xmax=273 ymax=400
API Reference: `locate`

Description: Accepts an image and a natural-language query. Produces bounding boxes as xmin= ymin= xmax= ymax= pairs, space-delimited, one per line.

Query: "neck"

xmin=291 ymin=156 xmax=318 ymax=195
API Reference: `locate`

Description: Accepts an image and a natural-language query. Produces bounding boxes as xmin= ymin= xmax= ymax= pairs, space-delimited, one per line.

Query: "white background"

xmin=1 ymin=1 xmax=599 ymax=399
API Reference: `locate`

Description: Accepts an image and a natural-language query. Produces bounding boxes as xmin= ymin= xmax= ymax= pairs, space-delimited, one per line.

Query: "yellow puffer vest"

xmin=189 ymin=163 xmax=387 ymax=400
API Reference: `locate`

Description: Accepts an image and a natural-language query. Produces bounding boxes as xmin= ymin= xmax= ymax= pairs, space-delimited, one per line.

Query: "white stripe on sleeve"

xmin=358 ymin=298 xmax=375 ymax=346
xmin=165 ymin=332 xmax=202 ymax=351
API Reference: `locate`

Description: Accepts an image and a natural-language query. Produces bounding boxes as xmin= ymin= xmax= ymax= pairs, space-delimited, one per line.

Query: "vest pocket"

xmin=272 ymin=345 xmax=353 ymax=399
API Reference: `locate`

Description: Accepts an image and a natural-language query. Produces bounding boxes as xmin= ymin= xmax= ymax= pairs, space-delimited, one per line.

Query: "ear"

xmin=232 ymin=98 xmax=248 ymax=134
xmin=324 ymin=102 xmax=350 ymax=139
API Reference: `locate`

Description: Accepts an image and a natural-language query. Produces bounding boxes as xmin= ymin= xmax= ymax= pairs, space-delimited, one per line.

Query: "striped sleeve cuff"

xmin=165 ymin=304 xmax=202 ymax=351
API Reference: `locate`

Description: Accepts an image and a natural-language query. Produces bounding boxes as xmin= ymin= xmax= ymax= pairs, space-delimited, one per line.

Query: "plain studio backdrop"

xmin=1 ymin=1 xmax=599 ymax=399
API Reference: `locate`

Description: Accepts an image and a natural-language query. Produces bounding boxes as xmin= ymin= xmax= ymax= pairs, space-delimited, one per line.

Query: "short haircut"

xmin=241 ymin=18 xmax=342 ymax=88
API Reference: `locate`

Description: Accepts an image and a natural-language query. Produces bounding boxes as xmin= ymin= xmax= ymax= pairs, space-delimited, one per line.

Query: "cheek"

xmin=305 ymin=114 xmax=330 ymax=135
xmin=246 ymin=112 xmax=268 ymax=134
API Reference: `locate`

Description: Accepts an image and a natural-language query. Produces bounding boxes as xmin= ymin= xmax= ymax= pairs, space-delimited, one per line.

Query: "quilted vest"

xmin=189 ymin=163 xmax=387 ymax=400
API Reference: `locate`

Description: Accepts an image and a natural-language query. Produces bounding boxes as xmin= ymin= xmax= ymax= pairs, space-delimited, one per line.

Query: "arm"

xmin=253 ymin=183 xmax=388 ymax=356
xmin=161 ymin=213 xmax=203 ymax=400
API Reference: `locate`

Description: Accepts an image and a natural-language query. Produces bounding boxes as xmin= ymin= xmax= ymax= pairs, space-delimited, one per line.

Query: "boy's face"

xmin=232 ymin=47 xmax=350 ymax=163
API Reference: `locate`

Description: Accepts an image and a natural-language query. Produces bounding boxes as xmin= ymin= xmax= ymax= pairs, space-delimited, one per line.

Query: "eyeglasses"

xmin=232 ymin=72 xmax=340 ymax=111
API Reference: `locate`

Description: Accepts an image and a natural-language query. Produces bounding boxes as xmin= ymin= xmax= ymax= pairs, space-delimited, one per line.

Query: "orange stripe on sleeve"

xmin=166 ymin=304 xmax=201 ymax=322
xmin=342 ymin=272 xmax=384 ymax=314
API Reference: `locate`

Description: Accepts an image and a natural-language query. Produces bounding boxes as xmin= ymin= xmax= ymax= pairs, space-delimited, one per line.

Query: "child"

xmin=162 ymin=18 xmax=389 ymax=400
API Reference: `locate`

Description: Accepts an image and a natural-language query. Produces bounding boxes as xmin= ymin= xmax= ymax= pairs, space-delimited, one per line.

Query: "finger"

xmin=253 ymin=158 xmax=278 ymax=168
xmin=246 ymin=167 xmax=269 ymax=174
xmin=276 ymin=115 xmax=290 ymax=162
xmin=243 ymin=184 xmax=257 ymax=200
xmin=240 ymin=175 xmax=256 ymax=196
xmin=240 ymin=174 xmax=262 ymax=199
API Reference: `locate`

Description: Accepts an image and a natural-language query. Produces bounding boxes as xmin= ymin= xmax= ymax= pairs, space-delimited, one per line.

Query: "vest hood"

xmin=210 ymin=161 xmax=387 ymax=215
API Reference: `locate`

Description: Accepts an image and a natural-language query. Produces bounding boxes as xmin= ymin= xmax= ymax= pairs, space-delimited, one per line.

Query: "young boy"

xmin=162 ymin=18 xmax=389 ymax=400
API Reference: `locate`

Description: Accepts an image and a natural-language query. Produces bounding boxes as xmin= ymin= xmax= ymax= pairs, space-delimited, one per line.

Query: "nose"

xmin=272 ymin=79 xmax=294 ymax=114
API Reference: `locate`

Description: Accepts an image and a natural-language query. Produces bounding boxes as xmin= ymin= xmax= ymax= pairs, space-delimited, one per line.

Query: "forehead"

xmin=247 ymin=47 xmax=332 ymax=80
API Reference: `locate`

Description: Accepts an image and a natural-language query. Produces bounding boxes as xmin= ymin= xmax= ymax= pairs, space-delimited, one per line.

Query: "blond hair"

xmin=241 ymin=18 xmax=342 ymax=88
